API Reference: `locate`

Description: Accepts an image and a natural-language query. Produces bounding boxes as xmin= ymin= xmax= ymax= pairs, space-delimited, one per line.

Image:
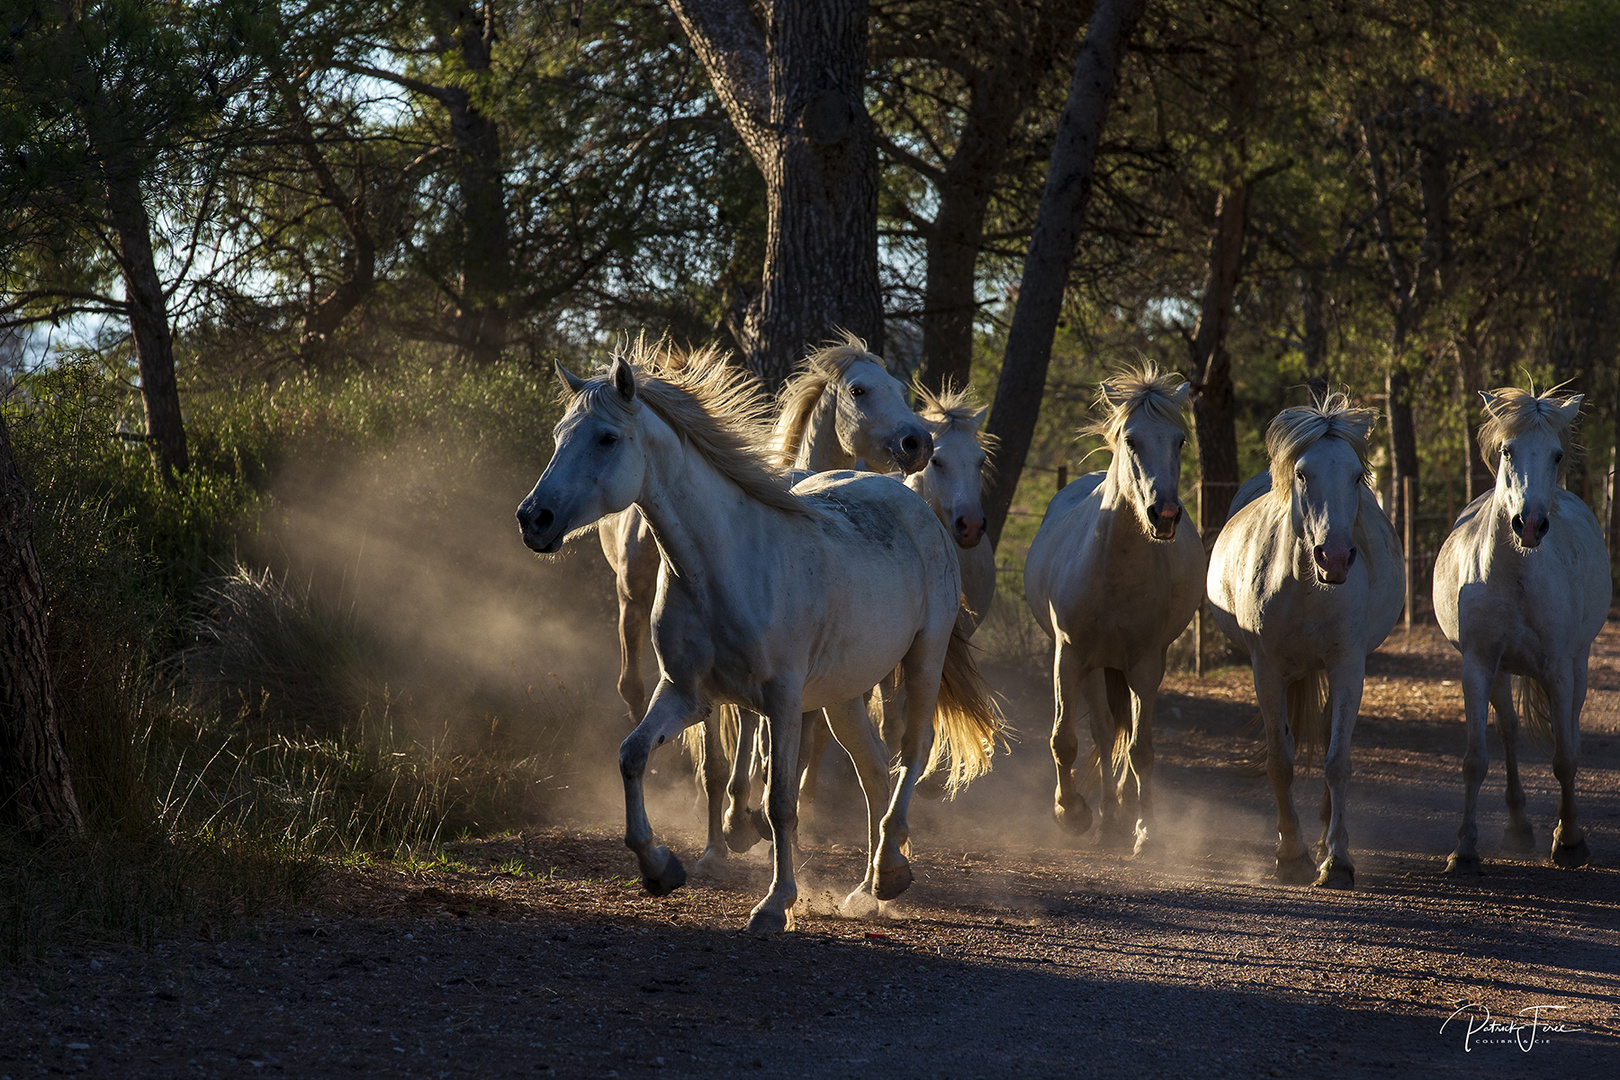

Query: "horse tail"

xmin=1511 ymin=675 xmax=1555 ymax=756
xmin=1241 ymin=669 xmax=1328 ymax=776
xmin=923 ymin=626 xmax=1007 ymax=796
xmin=679 ymin=704 xmax=741 ymax=788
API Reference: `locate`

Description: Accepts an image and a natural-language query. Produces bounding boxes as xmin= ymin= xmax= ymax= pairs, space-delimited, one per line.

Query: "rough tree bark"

xmin=981 ymin=0 xmax=1148 ymax=547
xmin=670 ymin=0 xmax=881 ymax=391
xmin=0 ymin=412 xmax=83 ymax=833
xmin=1186 ymin=178 xmax=1251 ymax=539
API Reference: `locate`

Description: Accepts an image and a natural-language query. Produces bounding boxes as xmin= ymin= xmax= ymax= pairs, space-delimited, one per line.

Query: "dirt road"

xmin=3 ymin=626 xmax=1617 ymax=1077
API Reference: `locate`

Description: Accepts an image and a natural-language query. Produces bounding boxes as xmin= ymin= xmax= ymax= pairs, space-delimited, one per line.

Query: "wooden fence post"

xmin=1056 ymin=463 xmax=1068 ymax=491
xmin=1195 ymin=479 xmax=1205 ymax=676
xmin=1403 ymin=475 xmax=1417 ymax=631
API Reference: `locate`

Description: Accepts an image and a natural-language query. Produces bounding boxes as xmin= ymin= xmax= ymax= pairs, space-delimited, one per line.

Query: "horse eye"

xmin=1554 ymin=450 xmax=1564 ymax=464
xmin=598 ymin=432 xmax=618 ymax=447
xmin=850 ymin=385 xmax=865 ymax=397
xmin=931 ymin=458 xmax=944 ymax=469
xmin=1295 ymin=470 xmax=1306 ymax=482
xmin=1502 ymin=448 xmax=1513 ymax=461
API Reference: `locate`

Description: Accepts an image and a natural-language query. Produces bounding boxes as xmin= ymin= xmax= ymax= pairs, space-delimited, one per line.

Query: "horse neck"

xmin=794 ymin=390 xmax=855 ymax=471
xmin=634 ymin=415 xmax=776 ymax=589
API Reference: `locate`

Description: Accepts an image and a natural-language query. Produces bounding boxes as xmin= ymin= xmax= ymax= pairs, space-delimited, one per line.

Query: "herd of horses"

xmin=515 ymin=334 xmax=1609 ymax=933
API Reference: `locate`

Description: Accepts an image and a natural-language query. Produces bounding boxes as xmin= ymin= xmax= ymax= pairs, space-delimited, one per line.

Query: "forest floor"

xmin=4 ymin=623 xmax=1620 ymax=1078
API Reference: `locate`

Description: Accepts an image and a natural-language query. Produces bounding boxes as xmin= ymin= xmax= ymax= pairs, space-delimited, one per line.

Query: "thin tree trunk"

xmin=1386 ymin=359 xmax=1419 ymax=544
xmin=982 ymin=0 xmax=1148 ymax=546
xmin=1300 ymin=272 xmax=1328 ymax=402
xmin=670 ymin=0 xmax=879 ymax=392
xmin=101 ymin=159 xmax=189 ymax=484
xmin=1188 ymin=179 xmax=1251 ymax=539
xmin=0 ymin=412 xmax=83 ymax=832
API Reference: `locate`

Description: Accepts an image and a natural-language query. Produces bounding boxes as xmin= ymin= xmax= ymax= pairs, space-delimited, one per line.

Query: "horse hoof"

xmin=745 ymin=903 xmax=791 ymax=934
xmin=1444 ymin=852 xmax=1482 ymax=876
xmin=840 ymin=885 xmax=880 ymax=918
xmin=1275 ymin=853 xmax=1316 ymax=885
xmin=1132 ymin=832 xmax=1161 ymax=860
xmin=1551 ymin=837 xmax=1590 ymax=869
xmin=1502 ymin=822 xmax=1536 ymax=854
xmin=1097 ymin=821 xmax=1134 ymax=851
xmin=1054 ymin=800 xmax=1092 ymax=836
xmin=640 ymin=848 xmax=687 ymax=896
xmin=874 ymin=861 xmax=914 ymax=902
xmin=1311 ymin=858 xmax=1355 ymax=890
xmin=691 ymin=848 xmax=732 ymax=881
xmin=723 ymin=811 xmax=765 ymax=854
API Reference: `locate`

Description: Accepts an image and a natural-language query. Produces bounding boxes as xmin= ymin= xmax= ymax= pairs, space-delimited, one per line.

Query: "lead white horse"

xmin=1432 ymin=385 xmax=1609 ymax=872
xmin=516 ymin=343 xmax=1001 ymax=932
xmin=1024 ymin=365 xmax=1205 ymax=853
xmin=599 ymin=333 xmax=933 ymax=723
xmin=1208 ymin=395 xmax=1404 ymax=888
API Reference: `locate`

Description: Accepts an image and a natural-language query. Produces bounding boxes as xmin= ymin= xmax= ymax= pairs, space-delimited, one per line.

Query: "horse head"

xmin=1286 ymin=435 xmax=1369 ymax=585
xmin=919 ymin=401 xmax=990 ymax=548
xmin=1480 ymin=388 xmax=1581 ymax=550
xmin=832 ymin=354 xmax=934 ymax=473
xmin=518 ymin=358 xmax=646 ymax=553
xmin=1097 ymin=372 xmax=1191 ymax=541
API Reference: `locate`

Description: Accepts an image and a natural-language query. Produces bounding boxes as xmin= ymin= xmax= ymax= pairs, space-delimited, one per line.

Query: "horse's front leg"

xmin=1314 ymin=658 xmax=1365 ymax=889
xmin=1491 ymin=675 xmax=1534 ymax=853
xmin=1254 ymin=660 xmax=1309 ymax=882
xmin=723 ymin=712 xmax=767 ymax=853
xmin=1446 ymin=653 xmax=1498 ymax=873
xmin=620 ymin=680 xmax=705 ymax=895
xmin=1548 ymin=662 xmax=1589 ymax=868
xmin=821 ymin=696 xmax=892 ymax=916
xmin=748 ymin=683 xmax=806 ymax=933
xmin=1050 ymin=637 xmax=1092 ymax=835
xmin=1124 ymin=652 xmax=1166 ymax=857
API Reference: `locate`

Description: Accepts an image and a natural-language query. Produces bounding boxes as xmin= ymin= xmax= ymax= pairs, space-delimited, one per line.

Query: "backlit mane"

xmin=914 ymin=383 xmax=998 ymax=452
xmin=1477 ymin=384 xmax=1580 ymax=480
xmin=1266 ymin=392 xmax=1378 ymax=497
xmin=571 ymin=337 xmax=808 ymax=516
xmin=773 ymin=330 xmax=884 ymax=465
xmin=1080 ymin=363 xmax=1190 ymax=447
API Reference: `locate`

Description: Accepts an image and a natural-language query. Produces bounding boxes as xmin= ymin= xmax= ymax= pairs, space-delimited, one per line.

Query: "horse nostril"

xmin=1313 ymin=545 xmax=1328 ymax=569
xmin=1537 ymin=517 xmax=1550 ymax=538
xmin=531 ymin=507 xmax=554 ymax=531
xmin=1346 ymin=547 xmax=1357 ymax=567
xmin=1512 ymin=514 xmax=1524 ymax=533
xmin=902 ymin=435 xmax=919 ymax=455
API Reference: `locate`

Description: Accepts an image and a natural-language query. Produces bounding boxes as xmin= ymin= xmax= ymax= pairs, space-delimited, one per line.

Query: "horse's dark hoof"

xmin=1502 ymin=821 xmax=1536 ymax=853
xmin=745 ymin=904 xmax=791 ymax=934
xmin=640 ymin=847 xmax=687 ymax=896
xmin=723 ymin=808 xmax=766 ymax=853
xmin=1097 ymin=821 xmax=1134 ymax=851
xmin=1444 ymin=852 xmax=1482 ymax=875
xmin=1551 ymin=837 xmax=1590 ymax=869
xmin=1275 ymin=853 xmax=1316 ymax=885
xmin=1312 ymin=857 xmax=1355 ymax=890
xmin=874 ymin=860 xmax=914 ymax=901
xmin=1132 ymin=831 xmax=1161 ymax=860
xmin=1054 ymin=799 xmax=1092 ymax=836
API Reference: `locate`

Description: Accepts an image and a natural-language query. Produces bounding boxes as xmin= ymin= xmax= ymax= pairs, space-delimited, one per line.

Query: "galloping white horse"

xmin=1432 ymin=386 xmax=1609 ymax=872
xmin=1024 ymin=366 xmax=1205 ymax=853
xmin=599 ymin=333 xmax=933 ymax=723
xmin=516 ymin=344 xmax=1001 ymax=932
xmin=1208 ymin=395 xmax=1404 ymax=888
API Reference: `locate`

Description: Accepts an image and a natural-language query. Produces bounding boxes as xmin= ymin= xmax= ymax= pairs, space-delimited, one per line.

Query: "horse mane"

xmin=1079 ymin=362 xmax=1190 ymax=449
xmin=1265 ymin=391 xmax=1379 ymax=497
xmin=772 ymin=330 xmax=882 ymax=465
xmin=574 ymin=336 xmax=809 ymax=516
xmin=1477 ymin=384 xmax=1580 ymax=480
xmin=914 ymin=383 xmax=998 ymax=453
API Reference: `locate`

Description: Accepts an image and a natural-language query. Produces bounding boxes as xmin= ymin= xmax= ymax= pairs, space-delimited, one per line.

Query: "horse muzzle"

xmin=1150 ymin=499 xmax=1183 ymax=540
xmin=1512 ymin=511 xmax=1549 ymax=548
xmin=1313 ymin=543 xmax=1357 ymax=585
xmin=888 ymin=426 xmax=935 ymax=474
xmin=516 ymin=502 xmax=565 ymax=554
xmin=953 ymin=509 xmax=986 ymax=548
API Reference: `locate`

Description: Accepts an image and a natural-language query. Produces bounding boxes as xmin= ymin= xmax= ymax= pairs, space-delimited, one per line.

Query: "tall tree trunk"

xmin=981 ymin=0 xmax=1148 ymax=547
xmin=0 ymin=413 xmax=83 ymax=833
xmin=1300 ymin=272 xmax=1328 ymax=402
xmin=1188 ymin=179 xmax=1251 ymax=539
xmin=670 ymin=0 xmax=879 ymax=392
xmin=437 ymin=1 xmax=510 ymax=365
xmin=101 ymin=156 xmax=189 ymax=484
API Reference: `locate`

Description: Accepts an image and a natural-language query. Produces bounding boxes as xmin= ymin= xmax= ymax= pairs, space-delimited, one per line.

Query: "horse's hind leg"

xmin=876 ymin=640 xmax=948 ymax=901
xmin=1123 ymin=655 xmax=1166 ymax=857
xmin=1549 ymin=662 xmax=1588 ymax=868
xmin=723 ymin=713 xmax=767 ymax=853
xmin=1082 ymin=669 xmax=1127 ymax=847
xmin=748 ymin=684 xmax=807 ymax=933
xmin=693 ymin=715 xmax=733 ymax=878
xmin=1446 ymin=656 xmax=1497 ymax=873
xmin=1050 ymin=638 xmax=1092 ymax=835
xmin=621 ymin=681 xmax=706 ymax=896
xmin=796 ymin=711 xmax=834 ymax=812
xmin=1491 ymin=674 xmax=1534 ymax=854
xmin=1255 ymin=661 xmax=1310 ymax=883
xmin=613 ymin=549 xmax=658 ymax=722
xmin=821 ymin=696 xmax=892 ymax=916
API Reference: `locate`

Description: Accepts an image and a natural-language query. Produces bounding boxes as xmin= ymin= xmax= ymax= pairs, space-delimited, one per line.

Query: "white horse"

xmin=1208 ymin=395 xmax=1404 ymax=888
xmin=1024 ymin=366 xmax=1205 ymax=853
xmin=599 ymin=333 xmax=933 ymax=722
xmin=516 ymin=344 xmax=1001 ymax=932
xmin=1432 ymin=386 xmax=1609 ymax=872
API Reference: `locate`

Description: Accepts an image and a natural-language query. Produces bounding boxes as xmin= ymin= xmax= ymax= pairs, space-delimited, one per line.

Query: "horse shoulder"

xmin=1226 ymin=471 xmax=1272 ymax=520
xmin=1553 ymin=489 xmax=1613 ymax=637
xmin=1024 ymin=481 xmax=1104 ymax=622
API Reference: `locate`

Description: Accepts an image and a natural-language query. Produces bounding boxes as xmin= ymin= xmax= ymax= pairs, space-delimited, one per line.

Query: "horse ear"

xmin=1170 ymin=381 xmax=1192 ymax=406
xmin=1478 ymin=390 xmax=1498 ymax=413
xmin=1557 ymin=394 xmax=1583 ymax=426
xmin=611 ymin=355 xmax=637 ymax=402
xmin=1099 ymin=383 xmax=1129 ymax=408
xmin=556 ymin=362 xmax=588 ymax=397
xmin=971 ymin=406 xmax=988 ymax=429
